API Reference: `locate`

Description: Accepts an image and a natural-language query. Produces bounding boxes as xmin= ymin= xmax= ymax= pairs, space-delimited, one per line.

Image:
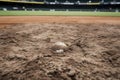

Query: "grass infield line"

xmin=0 ymin=11 xmax=120 ymax=16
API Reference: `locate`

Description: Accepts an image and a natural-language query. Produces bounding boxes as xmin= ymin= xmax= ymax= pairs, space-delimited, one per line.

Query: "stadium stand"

xmin=0 ymin=0 xmax=120 ymax=12
xmin=34 ymin=0 xmax=120 ymax=3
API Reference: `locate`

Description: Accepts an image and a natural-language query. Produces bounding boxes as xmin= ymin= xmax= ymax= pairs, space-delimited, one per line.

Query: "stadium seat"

xmin=116 ymin=0 xmax=120 ymax=2
xmin=78 ymin=0 xmax=89 ymax=3
xmin=91 ymin=0 xmax=101 ymax=2
xmin=46 ymin=0 xmax=56 ymax=2
xmin=14 ymin=0 xmax=120 ymax=3
xmin=104 ymin=0 xmax=114 ymax=2
xmin=33 ymin=0 xmax=113 ymax=3
xmin=34 ymin=0 xmax=44 ymax=2
xmin=67 ymin=0 xmax=79 ymax=3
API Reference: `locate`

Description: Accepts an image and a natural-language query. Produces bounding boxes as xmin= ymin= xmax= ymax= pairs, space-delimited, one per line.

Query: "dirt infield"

xmin=0 ymin=16 xmax=120 ymax=28
xmin=0 ymin=16 xmax=120 ymax=80
xmin=0 ymin=16 xmax=120 ymax=25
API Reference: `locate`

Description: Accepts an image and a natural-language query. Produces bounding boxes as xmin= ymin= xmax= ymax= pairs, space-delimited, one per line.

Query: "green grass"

xmin=0 ymin=11 xmax=120 ymax=16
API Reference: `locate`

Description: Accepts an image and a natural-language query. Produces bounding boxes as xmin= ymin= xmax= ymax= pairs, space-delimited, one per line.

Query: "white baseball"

xmin=51 ymin=41 xmax=68 ymax=53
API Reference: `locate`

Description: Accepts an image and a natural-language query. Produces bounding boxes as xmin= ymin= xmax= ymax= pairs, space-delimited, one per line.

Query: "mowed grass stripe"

xmin=0 ymin=11 xmax=120 ymax=16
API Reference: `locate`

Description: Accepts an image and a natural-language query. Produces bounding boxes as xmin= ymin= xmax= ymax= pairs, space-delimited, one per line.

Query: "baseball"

xmin=51 ymin=41 xmax=68 ymax=53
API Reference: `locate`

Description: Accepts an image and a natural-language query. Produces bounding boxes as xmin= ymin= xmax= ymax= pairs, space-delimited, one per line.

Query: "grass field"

xmin=0 ymin=11 xmax=120 ymax=16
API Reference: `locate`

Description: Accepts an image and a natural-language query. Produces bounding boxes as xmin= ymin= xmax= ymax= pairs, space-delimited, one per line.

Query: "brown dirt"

xmin=0 ymin=16 xmax=120 ymax=80
xmin=0 ymin=16 xmax=120 ymax=24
